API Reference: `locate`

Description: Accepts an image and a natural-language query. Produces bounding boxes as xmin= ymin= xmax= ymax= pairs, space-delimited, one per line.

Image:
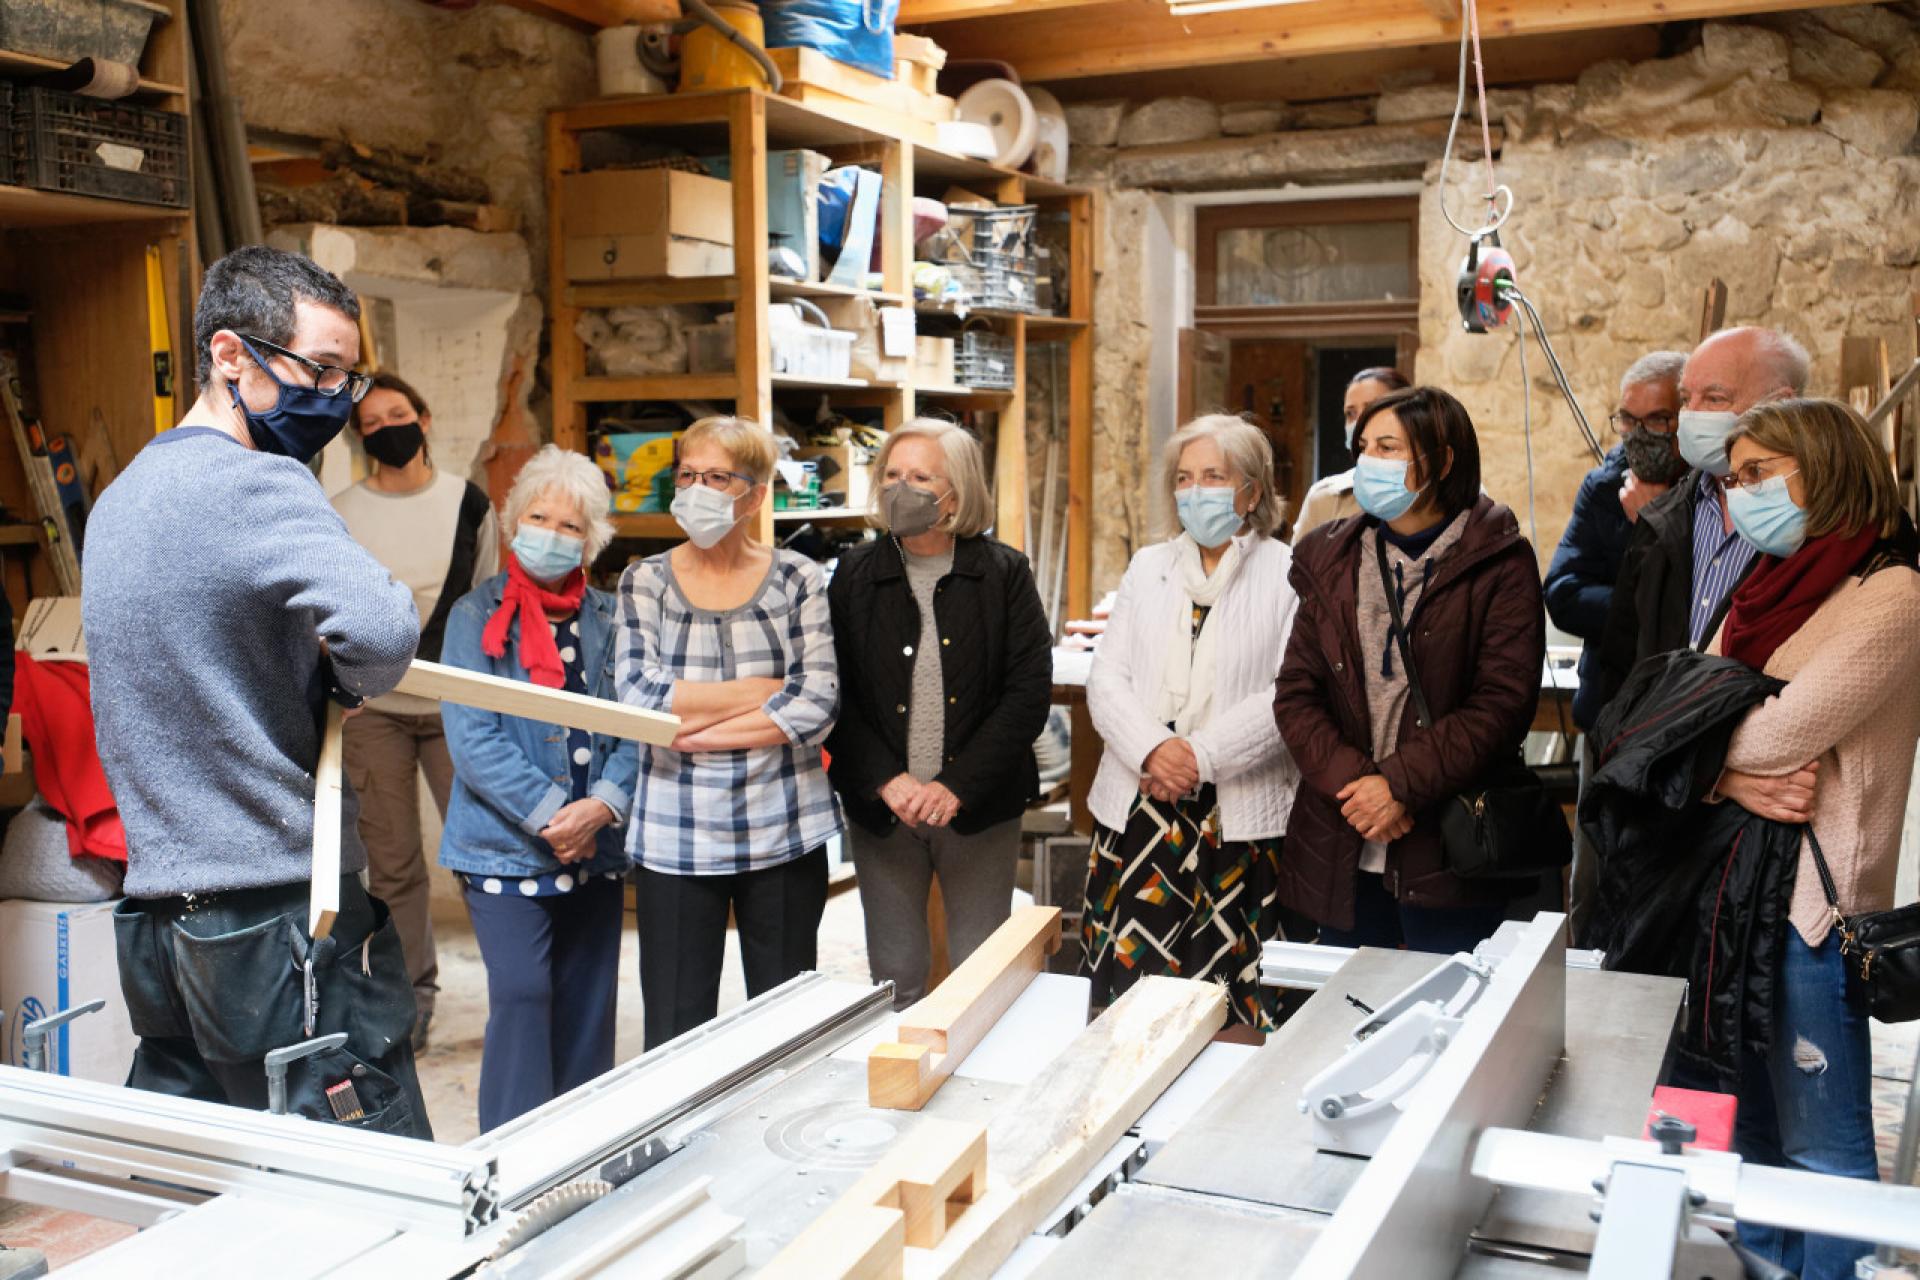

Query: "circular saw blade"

xmin=486 ymin=1178 xmax=613 ymax=1262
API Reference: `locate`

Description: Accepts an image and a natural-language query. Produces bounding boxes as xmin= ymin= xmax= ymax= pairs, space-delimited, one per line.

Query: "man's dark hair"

xmin=193 ymin=245 xmax=360 ymax=385
xmin=1354 ymin=385 xmax=1482 ymax=518
xmin=1348 ymin=365 xmax=1410 ymax=393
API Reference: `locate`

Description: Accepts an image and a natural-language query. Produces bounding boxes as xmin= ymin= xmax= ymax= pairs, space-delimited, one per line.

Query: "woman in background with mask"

xmin=332 ymin=371 xmax=498 ymax=1052
xmin=614 ymin=416 xmax=841 ymax=1048
xmin=1275 ymin=387 xmax=1544 ymax=954
xmin=1293 ymin=366 xmax=1410 ymax=540
xmin=826 ymin=419 xmax=1052 ymax=1008
xmin=1701 ymin=399 xmax=1920 ymax=1280
xmin=438 ymin=445 xmax=635 ymax=1131
xmin=1080 ymin=415 xmax=1301 ymax=1028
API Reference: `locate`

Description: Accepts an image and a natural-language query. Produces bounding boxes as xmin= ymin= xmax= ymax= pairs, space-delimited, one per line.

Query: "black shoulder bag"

xmin=1375 ymin=535 xmax=1571 ymax=881
xmin=1805 ymin=825 xmax=1920 ymax=1023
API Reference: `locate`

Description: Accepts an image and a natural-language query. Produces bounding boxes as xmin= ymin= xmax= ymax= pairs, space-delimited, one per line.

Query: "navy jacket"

xmin=1544 ymin=445 xmax=1630 ymax=730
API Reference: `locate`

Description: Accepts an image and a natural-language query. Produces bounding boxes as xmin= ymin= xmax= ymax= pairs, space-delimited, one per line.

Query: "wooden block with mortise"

xmin=761 ymin=1119 xmax=986 ymax=1279
xmin=394 ymin=658 xmax=681 ymax=746
xmin=868 ymin=905 xmax=1061 ymax=1111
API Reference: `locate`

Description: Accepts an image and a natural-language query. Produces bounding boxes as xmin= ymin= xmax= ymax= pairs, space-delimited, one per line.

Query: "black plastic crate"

xmin=13 ymin=85 xmax=186 ymax=207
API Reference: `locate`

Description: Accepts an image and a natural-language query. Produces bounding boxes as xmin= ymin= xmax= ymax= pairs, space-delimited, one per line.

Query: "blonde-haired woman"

xmin=615 ymin=416 xmax=842 ymax=1047
xmin=439 ymin=444 xmax=632 ymax=1131
xmin=1081 ymin=415 xmax=1301 ymax=1029
xmin=826 ymin=419 xmax=1052 ymax=1007
xmin=1705 ymin=398 xmax=1920 ymax=1279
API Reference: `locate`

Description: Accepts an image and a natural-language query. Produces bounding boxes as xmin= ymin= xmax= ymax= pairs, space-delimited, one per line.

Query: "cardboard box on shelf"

xmin=795 ymin=443 xmax=877 ymax=512
xmin=914 ymin=335 xmax=955 ymax=388
xmin=562 ymin=168 xmax=734 ymax=282
xmin=0 ymin=899 xmax=136 ymax=1085
xmin=816 ymin=297 xmax=914 ymax=384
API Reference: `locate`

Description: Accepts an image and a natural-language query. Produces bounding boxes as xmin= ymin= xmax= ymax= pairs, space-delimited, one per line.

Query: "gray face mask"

xmin=882 ymin=482 xmax=944 ymax=538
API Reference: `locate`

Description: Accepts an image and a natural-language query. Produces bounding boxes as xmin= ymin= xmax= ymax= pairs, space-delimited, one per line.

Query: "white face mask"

xmin=670 ymin=483 xmax=742 ymax=549
xmin=1677 ymin=409 xmax=1738 ymax=478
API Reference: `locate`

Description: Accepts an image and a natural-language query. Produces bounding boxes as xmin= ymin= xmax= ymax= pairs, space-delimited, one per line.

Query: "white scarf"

xmin=1155 ymin=533 xmax=1244 ymax=736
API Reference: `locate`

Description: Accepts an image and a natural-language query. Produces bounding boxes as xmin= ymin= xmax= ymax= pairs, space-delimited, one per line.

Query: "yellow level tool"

xmin=145 ymin=244 xmax=177 ymax=434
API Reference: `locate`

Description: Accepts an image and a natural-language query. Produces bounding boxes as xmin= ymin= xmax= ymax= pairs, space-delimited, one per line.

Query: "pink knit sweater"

xmin=1717 ymin=565 xmax=1920 ymax=945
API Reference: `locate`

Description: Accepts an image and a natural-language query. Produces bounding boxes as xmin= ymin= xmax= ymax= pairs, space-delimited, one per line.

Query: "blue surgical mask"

xmin=226 ymin=336 xmax=357 ymax=464
xmin=1677 ymin=409 xmax=1738 ymax=478
xmin=670 ymin=482 xmax=742 ymax=549
xmin=1726 ymin=471 xmax=1806 ymax=558
xmin=1175 ymin=485 xmax=1245 ymax=548
xmin=511 ymin=523 xmax=585 ymax=581
xmin=1353 ymin=454 xmax=1421 ymax=521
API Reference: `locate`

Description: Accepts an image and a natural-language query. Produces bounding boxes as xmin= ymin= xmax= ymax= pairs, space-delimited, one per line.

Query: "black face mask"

xmin=1622 ymin=427 xmax=1688 ymax=485
xmin=362 ymin=421 xmax=425 ymax=468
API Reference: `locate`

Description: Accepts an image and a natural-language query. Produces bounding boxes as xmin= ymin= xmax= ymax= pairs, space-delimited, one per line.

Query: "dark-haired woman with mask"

xmin=332 ymin=370 xmax=497 ymax=1050
xmin=826 ymin=419 xmax=1052 ymax=1007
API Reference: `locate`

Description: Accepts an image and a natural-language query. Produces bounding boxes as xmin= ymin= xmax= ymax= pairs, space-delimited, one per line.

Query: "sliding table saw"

xmin=3 ymin=911 xmax=1917 ymax=1278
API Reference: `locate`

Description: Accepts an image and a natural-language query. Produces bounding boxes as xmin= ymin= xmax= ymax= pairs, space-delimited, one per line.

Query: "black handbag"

xmin=1804 ymin=824 xmax=1920 ymax=1023
xmin=1375 ymin=535 xmax=1572 ymax=882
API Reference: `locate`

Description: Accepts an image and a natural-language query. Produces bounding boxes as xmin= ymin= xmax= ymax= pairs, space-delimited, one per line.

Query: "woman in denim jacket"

xmin=439 ymin=446 xmax=637 ymax=1131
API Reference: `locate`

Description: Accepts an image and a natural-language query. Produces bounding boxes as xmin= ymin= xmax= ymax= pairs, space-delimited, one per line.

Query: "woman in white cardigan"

xmin=1080 ymin=415 xmax=1302 ymax=1029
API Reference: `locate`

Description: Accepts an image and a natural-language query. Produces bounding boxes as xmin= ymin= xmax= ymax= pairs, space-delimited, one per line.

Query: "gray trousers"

xmin=855 ymin=817 xmax=1022 ymax=1008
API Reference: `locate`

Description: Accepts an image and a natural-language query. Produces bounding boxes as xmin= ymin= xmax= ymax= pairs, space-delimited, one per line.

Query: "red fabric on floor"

xmin=12 ymin=651 xmax=126 ymax=863
xmin=1647 ymin=1085 xmax=1737 ymax=1152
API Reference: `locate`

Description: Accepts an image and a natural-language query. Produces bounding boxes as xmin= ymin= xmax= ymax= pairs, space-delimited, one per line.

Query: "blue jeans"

xmin=1314 ymin=872 xmax=1505 ymax=955
xmin=1734 ymin=930 xmax=1880 ymax=1280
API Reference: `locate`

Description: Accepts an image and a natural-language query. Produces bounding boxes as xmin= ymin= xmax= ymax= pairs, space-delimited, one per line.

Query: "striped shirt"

xmin=1688 ymin=471 xmax=1760 ymax=649
xmin=615 ymin=548 xmax=842 ymax=875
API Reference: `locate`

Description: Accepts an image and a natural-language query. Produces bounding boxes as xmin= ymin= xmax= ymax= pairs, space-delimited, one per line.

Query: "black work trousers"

xmin=634 ymin=847 xmax=828 ymax=1050
xmin=111 ymin=874 xmax=432 ymax=1139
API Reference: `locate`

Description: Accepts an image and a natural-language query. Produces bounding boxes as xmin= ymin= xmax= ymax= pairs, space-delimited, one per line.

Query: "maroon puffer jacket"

xmin=1272 ymin=496 xmax=1545 ymax=930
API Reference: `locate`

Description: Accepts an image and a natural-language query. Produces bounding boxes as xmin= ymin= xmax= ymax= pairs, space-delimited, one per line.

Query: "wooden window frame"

xmin=1195 ymin=197 xmax=1420 ymax=340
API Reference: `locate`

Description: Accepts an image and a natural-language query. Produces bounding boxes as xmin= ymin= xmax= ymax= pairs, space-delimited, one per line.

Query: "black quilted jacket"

xmin=1580 ymin=648 xmax=1800 ymax=1087
xmin=825 ymin=535 xmax=1053 ymax=836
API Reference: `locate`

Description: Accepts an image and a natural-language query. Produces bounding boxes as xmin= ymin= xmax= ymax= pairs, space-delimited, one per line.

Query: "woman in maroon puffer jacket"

xmin=1273 ymin=386 xmax=1545 ymax=952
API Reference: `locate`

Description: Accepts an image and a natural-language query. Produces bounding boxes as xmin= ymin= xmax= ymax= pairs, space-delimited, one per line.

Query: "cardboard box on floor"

xmin=562 ymin=168 xmax=735 ymax=282
xmin=0 ymin=899 xmax=136 ymax=1084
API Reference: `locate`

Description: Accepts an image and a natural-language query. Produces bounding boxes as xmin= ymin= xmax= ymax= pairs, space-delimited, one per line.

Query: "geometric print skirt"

xmin=1079 ymin=782 xmax=1286 ymax=1031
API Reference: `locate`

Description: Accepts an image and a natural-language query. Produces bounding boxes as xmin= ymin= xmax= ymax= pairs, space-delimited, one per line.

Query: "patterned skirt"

xmin=1079 ymin=783 xmax=1287 ymax=1031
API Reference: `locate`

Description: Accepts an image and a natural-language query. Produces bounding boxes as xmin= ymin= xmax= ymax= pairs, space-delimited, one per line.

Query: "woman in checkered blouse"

xmin=614 ymin=416 xmax=844 ymax=1048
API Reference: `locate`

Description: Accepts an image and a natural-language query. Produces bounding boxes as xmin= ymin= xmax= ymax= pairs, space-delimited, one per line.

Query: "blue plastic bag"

xmin=761 ymin=0 xmax=900 ymax=80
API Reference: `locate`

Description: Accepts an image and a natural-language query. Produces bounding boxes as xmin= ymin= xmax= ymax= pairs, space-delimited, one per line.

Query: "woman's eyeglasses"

xmin=674 ymin=467 xmax=752 ymax=491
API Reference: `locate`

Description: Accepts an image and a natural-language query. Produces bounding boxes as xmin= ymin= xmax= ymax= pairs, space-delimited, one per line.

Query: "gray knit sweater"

xmin=82 ymin=428 xmax=420 ymax=897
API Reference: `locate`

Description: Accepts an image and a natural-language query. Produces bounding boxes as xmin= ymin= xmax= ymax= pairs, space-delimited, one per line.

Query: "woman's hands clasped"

xmin=881 ymin=775 xmax=963 ymax=828
xmin=1338 ymin=773 xmax=1413 ymax=843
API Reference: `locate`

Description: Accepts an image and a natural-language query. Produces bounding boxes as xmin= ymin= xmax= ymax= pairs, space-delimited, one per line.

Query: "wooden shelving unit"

xmin=0 ymin=2 xmax=193 ymax=606
xmin=546 ymin=86 xmax=1094 ymax=589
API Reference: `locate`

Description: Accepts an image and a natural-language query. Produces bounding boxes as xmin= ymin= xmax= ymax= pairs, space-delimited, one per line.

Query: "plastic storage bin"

xmin=954 ymin=328 xmax=1015 ymax=391
xmin=0 ymin=0 xmax=169 ymax=66
xmin=688 ymin=301 xmax=856 ymax=382
xmin=12 ymin=85 xmax=186 ymax=206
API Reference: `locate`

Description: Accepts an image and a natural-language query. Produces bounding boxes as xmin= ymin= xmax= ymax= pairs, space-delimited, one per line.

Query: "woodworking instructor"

xmin=826 ymin=419 xmax=1053 ymax=1010
xmin=439 ymin=445 xmax=635 ymax=1132
xmin=83 ymin=246 xmax=432 ymax=1137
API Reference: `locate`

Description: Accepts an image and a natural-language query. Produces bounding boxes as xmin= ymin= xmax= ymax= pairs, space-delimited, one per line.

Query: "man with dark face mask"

xmin=1546 ymin=350 xmax=1687 ymax=732
xmin=82 ymin=247 xmax=431 ymax=1135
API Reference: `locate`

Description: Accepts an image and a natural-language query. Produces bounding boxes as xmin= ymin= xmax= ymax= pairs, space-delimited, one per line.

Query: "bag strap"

xmin=1802 ymin=821 xmax=1845 ymax=916
xmin=1375 ymin=532 xmax=1435 ymax=731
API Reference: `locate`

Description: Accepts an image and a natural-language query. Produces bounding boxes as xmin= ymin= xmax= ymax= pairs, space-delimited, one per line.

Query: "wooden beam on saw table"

xmin=869 ymin=906 xmax=1061 ymax=1111
xmin=931 ymin=0 xmax=1871 ymax=83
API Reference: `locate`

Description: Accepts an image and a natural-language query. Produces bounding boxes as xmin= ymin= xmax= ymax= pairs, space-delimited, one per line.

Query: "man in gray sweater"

xmin=84 ymin=246 xmax=432 ymax=1137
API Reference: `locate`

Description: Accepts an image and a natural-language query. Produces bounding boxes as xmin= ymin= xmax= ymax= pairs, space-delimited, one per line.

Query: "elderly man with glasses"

xmin=82 ymin=246 xmax=432 ymax=1135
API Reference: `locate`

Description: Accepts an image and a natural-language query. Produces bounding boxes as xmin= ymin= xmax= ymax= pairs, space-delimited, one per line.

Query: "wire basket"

xmin=13 ymin=86 xmax=187 ymax=207
xmin=945 ymin=204 xmax=1037 ymax=264
xmin=954 ymin=328 xmax=1015 ymax=391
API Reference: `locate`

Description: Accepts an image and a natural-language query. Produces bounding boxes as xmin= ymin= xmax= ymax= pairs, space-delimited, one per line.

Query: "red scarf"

xmin=482 ymin=558 xmax=587 ymax=689
xmin=1721 ymin=526 xmax=1878 ymax=671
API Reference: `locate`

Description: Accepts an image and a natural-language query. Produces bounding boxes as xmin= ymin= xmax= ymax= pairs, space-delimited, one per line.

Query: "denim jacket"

xmin=438 ymin=574 xmax=638 ymax=878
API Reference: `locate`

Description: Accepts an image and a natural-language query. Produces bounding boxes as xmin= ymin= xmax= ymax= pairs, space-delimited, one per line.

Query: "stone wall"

xmin=1056 ymin=4 xmax=1920 ymax=596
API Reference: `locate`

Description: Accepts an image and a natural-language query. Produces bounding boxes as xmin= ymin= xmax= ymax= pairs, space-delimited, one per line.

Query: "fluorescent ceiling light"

xmin=1167 ymin=0 xmax=1318 ymax=15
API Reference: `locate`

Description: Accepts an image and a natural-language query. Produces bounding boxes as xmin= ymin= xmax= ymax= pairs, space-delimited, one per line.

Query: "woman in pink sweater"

xmin=1710 ymin=397 xmax=1920 ymax=1280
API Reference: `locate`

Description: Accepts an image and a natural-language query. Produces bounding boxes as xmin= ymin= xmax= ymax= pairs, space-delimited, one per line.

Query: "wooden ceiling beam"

xmin=899 ymin=0 xmax=1112 ymax=20
xmin=928 ymin=0 xmax=1867 ymax=82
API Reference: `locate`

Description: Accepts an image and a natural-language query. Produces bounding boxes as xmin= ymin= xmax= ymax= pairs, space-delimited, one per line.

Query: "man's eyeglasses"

xmin=674 ymin=467 xmax=753 ymax=491
xmin=1718 ymin=457 xmax=1799 ymax=492
xmin=240 ymin=335 xmax=372 ymax=402
xmin=1611 ymin=410 xmax=1678 ymax=434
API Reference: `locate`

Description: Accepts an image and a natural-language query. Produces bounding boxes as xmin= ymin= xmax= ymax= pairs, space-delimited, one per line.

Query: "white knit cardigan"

xmin=1086 ymin=532 xmax=1302 ymax=841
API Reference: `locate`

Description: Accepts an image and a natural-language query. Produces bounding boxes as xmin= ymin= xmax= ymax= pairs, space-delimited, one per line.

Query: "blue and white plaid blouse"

xmin=615 ymin=548 xmax=843 ymax=875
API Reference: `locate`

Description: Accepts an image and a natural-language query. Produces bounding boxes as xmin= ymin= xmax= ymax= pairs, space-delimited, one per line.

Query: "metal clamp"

xmin=23 ymin=999 xmax=107 ymax=1073
xmin=264 ymin=1032 xmax=348 ymax=1116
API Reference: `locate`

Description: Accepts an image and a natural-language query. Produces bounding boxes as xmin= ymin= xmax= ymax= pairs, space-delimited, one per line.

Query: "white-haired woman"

xmin=439 ymin=444 xmax=636 ymax=1132
xmin=615 ymin=416 xmax=841 ymax=1048
xmin=826 ymin=419 xmax=1052 ymax=1008
xmin=1082 ymin=415 xmax=1302 ymax=1029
